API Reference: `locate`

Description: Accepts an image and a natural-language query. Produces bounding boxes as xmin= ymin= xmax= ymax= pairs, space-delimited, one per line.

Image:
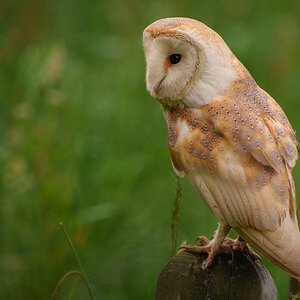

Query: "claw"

xmin=180 ymin=236 xmax=261 ymax=269
xmin=244 ymin=245 xmax=263 ymax=264
xmin=181 ymin=238 xmax=231 ymax=269
xmin=195 ymin=236 xmax=210 ymax=245
xmin=223 ymin=239 xmax=262 ymax=264
xmin=202 ymin=259 xmax=209 ymax=270
xmin=202 ymin=247 xmax=217 ymax=269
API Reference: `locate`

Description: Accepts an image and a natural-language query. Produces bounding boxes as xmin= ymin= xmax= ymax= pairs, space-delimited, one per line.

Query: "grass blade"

xmin=51 ymin=270 xmax=91 ymax=300
xmin=59 ymin=222 xmax=96 ymax=300
xmin=171 ymin=175 xmax=182 ymax=256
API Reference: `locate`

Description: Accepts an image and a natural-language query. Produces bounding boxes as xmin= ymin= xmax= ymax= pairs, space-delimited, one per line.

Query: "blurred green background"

xmin=1 ymin=0 xmax=300 ymax=299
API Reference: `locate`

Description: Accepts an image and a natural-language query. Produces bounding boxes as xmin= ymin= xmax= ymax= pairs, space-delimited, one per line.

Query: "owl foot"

xmin=223 ymin=238 xmax=263 ymax=264
xmin=180 ymin=236 xmax=262 ymax=269
xmin=180 ymin=236 xmax=233 ymax=270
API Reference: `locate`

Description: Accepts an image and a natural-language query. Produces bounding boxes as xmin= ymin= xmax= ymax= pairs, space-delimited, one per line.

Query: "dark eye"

xmin=169 ymin=54 xmax=181 ymax=64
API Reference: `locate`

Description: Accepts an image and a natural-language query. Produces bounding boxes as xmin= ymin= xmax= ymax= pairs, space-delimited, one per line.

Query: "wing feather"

xmin=190 ymin=163 xmax=285 ymax=231
xmin=168 ymin=91 xmax=298 ymax=231
xmin=168 ymin=91 xmax=297 ymax=231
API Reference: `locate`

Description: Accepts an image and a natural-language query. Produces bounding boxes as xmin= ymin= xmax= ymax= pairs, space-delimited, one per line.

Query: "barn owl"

xmin=143 ymin=17 xmax=300 ymax=280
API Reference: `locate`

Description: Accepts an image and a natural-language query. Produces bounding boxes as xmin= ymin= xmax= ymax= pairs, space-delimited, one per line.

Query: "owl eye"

xmin=169 ymin=54 xmax=181 ymax=64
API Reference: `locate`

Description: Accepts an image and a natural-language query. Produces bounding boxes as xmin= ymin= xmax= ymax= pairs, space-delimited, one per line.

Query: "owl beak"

xmin=154 ymin=76 xmax=165 ymax=96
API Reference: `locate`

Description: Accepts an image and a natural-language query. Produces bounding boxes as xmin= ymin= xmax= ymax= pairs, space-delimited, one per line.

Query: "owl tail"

xmin=235 ymin=215 xmax=300 ymax=281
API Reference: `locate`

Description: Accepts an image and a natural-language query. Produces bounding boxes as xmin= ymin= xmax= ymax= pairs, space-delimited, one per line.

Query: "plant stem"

xmin=51 ymin=270 xmax=91 ymax=300
xmin=59 ymin=222 xmax=96 ymax=300
xmin=171 ymin=174 xmax=182 ymax=256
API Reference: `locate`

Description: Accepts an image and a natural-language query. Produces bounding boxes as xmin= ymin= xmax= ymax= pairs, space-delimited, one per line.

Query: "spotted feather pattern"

xmin=167 ymin=82 xmax=298 ymax=230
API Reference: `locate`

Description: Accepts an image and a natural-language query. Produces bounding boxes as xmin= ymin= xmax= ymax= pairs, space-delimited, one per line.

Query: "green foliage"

xmin=1 ymin=0 xmax=300 ymax=299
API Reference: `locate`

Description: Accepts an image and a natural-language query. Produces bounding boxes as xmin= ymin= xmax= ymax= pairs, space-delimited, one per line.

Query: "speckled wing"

xmin=167 ymin=91 xmax=298 ymax=231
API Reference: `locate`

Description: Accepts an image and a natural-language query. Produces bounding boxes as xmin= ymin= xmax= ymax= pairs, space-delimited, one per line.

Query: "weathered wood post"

xmin=155 ymin=250 xmax=277 ymax=299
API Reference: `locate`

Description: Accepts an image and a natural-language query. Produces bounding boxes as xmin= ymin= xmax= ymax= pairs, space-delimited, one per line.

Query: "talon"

xmin=180 ymin=240 xmax=187 ymax=247
xmin=181 ymin=236 xmax=223 ymax=269
xmin=224 ymin=238 xmax=263 ymax=264
xmin=203 ymin=247 xmax=218 ymax=268
xmin=220 ymin=243 xmax=234 ymax=256
xmin=195 ymin=236 xmax=210 ymax=245
xmin=247 ymin=248 xmax=263 ymax=264
xmin=180 ymin=235 xmax=242 ymax=269
xmin=202 ymin=260 xmax=209 ymax=270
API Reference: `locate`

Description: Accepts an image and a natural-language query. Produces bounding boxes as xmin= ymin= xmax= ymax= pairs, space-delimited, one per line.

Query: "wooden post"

xmin=155 ymin=250 xmax=277 ymax=300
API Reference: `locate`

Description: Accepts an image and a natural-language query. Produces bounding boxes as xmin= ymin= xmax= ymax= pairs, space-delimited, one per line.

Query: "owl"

xmin=143 ymin=17 xmax=300 ymax=280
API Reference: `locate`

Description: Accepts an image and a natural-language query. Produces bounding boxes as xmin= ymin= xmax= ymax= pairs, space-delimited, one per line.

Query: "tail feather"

xmin=234 ymin=215 xmax=300 ymax=280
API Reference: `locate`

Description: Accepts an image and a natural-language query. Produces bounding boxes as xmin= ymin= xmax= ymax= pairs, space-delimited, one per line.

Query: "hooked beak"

xmin=154 ymin=76 xmax=165 ymax=96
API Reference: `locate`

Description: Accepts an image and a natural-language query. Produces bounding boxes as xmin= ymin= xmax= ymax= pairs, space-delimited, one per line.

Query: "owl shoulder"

xmin=201 ymin=91 xmax=298 ymax=173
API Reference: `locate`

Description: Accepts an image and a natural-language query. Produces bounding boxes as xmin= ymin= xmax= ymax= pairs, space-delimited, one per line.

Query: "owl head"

xmin=143 ymin=18 xmax=246 ymax=109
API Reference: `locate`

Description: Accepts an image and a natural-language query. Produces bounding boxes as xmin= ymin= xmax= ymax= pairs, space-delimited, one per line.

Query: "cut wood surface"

xmin=155 ymin=250 xmax=277 ymax=300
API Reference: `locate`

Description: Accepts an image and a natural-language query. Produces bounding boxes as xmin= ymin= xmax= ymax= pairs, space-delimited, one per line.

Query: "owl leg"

xmin=180 ymin=223 xmax=231 ymax=270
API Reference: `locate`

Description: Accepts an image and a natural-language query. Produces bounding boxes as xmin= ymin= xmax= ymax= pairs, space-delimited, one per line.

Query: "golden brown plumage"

xmin=143 ymin=17 xmax=300 ymax=280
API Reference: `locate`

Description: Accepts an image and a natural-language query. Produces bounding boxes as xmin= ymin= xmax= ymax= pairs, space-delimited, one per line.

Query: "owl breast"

xmin=168 ymin=108 xmax=221 ymax=175
xmin=167 ymin=102 xmax=290 ymax=230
